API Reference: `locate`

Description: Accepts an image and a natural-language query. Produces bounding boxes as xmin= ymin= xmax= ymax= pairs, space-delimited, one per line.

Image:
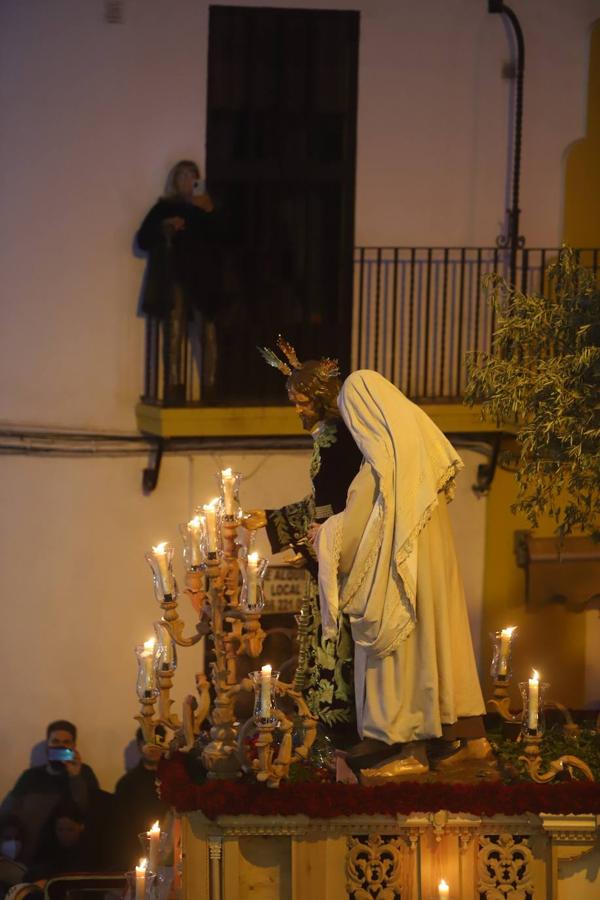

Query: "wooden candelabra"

xmin=136 ymin=513 xmax=317 ymax=786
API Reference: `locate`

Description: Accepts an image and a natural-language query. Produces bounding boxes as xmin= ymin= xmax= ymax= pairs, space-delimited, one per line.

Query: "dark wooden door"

xmin=206 ymin=5 xmax=360 ymax=404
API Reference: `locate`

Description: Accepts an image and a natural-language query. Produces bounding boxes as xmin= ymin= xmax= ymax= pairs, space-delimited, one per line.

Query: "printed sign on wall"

xmin=263 ymin=566 xmax=309 ymax=614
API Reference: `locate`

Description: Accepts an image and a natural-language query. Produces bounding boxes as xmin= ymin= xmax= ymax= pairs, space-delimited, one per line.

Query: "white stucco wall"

xmin=1 ymin=0 xmax=597 ymax=433
xmin=0 ymin=0 xmax=598 ymax=796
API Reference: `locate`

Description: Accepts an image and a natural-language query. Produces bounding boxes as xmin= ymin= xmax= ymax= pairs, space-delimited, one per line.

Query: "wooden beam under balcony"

xmin=135 ymin=401 xmax=507 ymax=439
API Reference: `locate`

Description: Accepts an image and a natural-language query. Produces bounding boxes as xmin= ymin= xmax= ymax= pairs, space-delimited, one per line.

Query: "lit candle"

xmin=141 ymin=639 xmax=156 ymax=693
xmin=202 ymin=499 xmax=220 ymax=554
xmin=147 ymin=821 xmax=160 ymax=874
xmin=221 ymin=468 xmax=236 ymax=517
xmin=260 ymin=664 xmax=272 ymax=717
xmin=438 ymin=879 xmax=450 ymax=900
xmin=246 ymin=551 xmax=259 ymax=608
xmin=187 ymin=516 xmax=203 ymax=567
xmin=155 ymin=622 xmax=175 ymax=671
xmin=135 ymin=857 xmax=148 ymax=900
xmin=498 ymin=626 xmax=516 ymax=676
xmin=528 ymin=669 xmax=540 ymax=731
xmin=152 ymin=542 xmax=174 ymax=596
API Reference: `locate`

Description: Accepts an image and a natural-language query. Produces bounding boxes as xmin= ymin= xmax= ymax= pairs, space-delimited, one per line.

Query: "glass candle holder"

xmin=236 ymin=527 xmax=257 ymax=562
xmin=135 ymin=640 xmax=158 ymax=701
xmin=138 ymin=824 xmax=170 ymax=873
xmin=239 ymin=552 xmax=268 ymax=611
xmin=217 ymin=468 xmax=242 ymax=520
xmin=490 ymin=626 xmax=517 ymax=681
xmin=197 ymin=499 xmax=222 ymax=558
xmin=154 ymin=621 xmax=177 ymax=673
xmin=145 ymin=543 xmax=178 ymax=603
xmin=251 ymin=666 xmax=280 ymax=725
xmin=179 ymin=516 xmax=206 ymax=571
xmin=519 ymin=672 xmax=549 ymax=737
xmin=126 ymin=866 xmax=157 ymax=900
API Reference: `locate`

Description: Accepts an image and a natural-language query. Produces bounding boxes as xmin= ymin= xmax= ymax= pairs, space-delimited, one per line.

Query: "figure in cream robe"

xmin=315 ymin=370 xmax=485 ymax=745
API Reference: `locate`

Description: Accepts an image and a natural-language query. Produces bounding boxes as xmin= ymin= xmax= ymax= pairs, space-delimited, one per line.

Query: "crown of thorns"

xmin=258 ymin=335 xmax=340 ymax=381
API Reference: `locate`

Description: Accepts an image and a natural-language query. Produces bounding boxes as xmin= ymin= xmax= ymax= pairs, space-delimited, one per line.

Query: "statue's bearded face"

xmin=288 ymin=388 xmax=323 ymax=432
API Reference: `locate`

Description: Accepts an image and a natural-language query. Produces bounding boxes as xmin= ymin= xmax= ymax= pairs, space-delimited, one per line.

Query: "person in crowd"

xmin=137 ymin=159 xmax=223 ymax=404
xmin=0 ymin=721 xmax=99 ymax=864
xmin=0 ymin=815 xmax=28 ymax=897
xmin=244 ymin=337 xmax=363 ymax=745
xmin=0 ymin=816 xmax=26 ymax=867
xmin=25 ymin=802 xmax=97 ymax=881
xmin=313 ymin=370 xmax=490 ymax=778
xmin=111 ymin=728 xmax=169 ymax=870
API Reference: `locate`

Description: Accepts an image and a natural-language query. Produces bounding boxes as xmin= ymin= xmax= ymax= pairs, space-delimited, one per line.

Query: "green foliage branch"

xmin=464 ymin=248 xmax=600 ymax=539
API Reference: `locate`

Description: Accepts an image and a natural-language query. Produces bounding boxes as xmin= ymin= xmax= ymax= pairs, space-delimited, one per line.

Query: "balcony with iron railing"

xmin=136 ymin=246 xmax=599 ymax=439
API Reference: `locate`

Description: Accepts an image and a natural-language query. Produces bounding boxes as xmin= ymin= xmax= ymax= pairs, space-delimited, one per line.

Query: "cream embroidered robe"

xmin=318 ymin=462 xmax=485 ymax=745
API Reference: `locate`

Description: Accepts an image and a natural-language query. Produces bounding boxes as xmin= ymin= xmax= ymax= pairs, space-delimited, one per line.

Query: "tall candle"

xmin=155 ymin=622 xmax=175 ymax=671
xmin=141 ymin=639 xmax=156 ymax=693
xmin=498 ymin=626 xmax=516 ymax=676
xmin=528 ymin=669 xmax=540 ymax=731
xmin=187 ymin=516 xmax=203 ymax=567
xmin=152 ymin=542 xmax=174 ymax=595
xmin=246 ymin=552 xmax=259 ymax=608
xmin=438 ymin=879 xmax=450 ymax=900
xmin=221 ymin=468 xmax=236 ymax=517
xmin=260 ymin=664 xmax=272 ymax=716
xmin=203 ymin=499 xmax=219 ymax=553
xmin=147 ymin=821 xmax=160 ymax=873
xmin=135 ymin=858 xmax=147 ymax=900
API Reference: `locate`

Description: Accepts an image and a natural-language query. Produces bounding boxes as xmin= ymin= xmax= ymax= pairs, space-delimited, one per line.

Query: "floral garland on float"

xmin=157 ymin=751 xmax=600 ymax=819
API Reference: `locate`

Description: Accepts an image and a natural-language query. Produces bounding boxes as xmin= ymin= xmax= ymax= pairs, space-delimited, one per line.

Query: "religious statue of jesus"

xmin=313 ymin=369 xmax=492 ymax=779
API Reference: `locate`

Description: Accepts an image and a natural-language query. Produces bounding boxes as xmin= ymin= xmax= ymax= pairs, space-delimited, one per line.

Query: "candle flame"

xmin=221 ymin=467 xmax=233 ymax=478
xmin=531 ymin=669 xmax=540 ymax=683
xmin=136 ymin=857 xmax=148 ymax=873
xmin=143 ymin=638 xmax=156 ymax=652
xmin=501 ymin=626 xmax=516 ymax=637
xmin=248 ymin=551 xmax=259 ymax=565
xmin=261 ymin=664 xmax=272 ymax=675
xmin=439 ymin=879 xmax=448 ymax=889
xmin=152 ymin=542 xmax=167 ymax=555
xmin=148 ymin=820 xmax=160 ymax=835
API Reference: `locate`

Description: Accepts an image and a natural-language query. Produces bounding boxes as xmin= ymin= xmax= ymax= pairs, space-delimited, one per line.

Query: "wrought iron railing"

xmin=142 ymin=247 xmax=600 ymax=407
xmin=351 ymin=247 xmax=599 ymax=401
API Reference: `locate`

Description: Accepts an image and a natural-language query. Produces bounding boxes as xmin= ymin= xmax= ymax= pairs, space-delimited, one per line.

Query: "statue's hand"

xmin=243 ymin=509 xmax=267 ymax=531
xmin=284 ymin=551 xmax=306 ymax=569
xmin=307 ymin=522 xmax=322 ymax=545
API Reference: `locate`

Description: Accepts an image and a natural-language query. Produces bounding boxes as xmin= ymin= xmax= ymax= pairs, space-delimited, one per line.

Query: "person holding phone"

xmin=137 ymin=159 xmax=223 ymax=404
xmin=0 ymin=721 xmax=99 ymax=865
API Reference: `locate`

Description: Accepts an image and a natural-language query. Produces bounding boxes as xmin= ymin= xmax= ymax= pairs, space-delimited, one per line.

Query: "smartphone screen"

xmin=48 ymin=747 xmax=75 ymax=762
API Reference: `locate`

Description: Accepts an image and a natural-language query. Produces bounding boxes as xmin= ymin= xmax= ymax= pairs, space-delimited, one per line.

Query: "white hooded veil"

xmin=316 ymin=370 xmax=463 ymax=658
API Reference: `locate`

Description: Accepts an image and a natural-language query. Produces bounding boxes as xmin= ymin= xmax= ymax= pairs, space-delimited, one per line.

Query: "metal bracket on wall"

xmin=143 ymin=438 xmax=164 ymax=494
xmin=473 ymin=432 xmax=503 ymax=495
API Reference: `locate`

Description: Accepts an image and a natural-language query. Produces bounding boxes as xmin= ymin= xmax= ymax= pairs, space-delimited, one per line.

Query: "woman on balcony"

xmin=137 ymin=160 xmax=221 ymax=404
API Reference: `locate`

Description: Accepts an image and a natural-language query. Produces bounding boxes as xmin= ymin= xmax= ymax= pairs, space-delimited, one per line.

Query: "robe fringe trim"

xmin=337 ymin=459 xmax=462 ymax=659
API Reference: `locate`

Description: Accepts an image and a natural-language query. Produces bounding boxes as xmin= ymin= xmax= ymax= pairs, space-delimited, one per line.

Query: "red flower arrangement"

xmin=158 ymin=753 xmax=600 ymax=819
